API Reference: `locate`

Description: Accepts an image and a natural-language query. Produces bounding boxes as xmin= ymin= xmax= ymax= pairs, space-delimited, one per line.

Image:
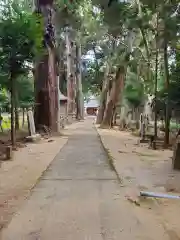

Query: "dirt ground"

xmin=1 ymin=119 xmax=180 ymax=239
xmin=96 ymin=125 xmax=180 ymax=239
xmin=0 ymin=133 xmax=68 ymax=230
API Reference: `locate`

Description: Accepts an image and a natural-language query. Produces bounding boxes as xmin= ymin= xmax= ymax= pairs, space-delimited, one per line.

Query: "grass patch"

xmin=0 ymin=115 xmax=27 ymax=132
xmin=1 ymin=120 xmax=11 ymax=130
xmin=170 ymin=122 xmax=180 ymax=130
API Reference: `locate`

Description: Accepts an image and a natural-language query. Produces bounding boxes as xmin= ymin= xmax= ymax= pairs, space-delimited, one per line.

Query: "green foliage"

xmin=158 ymin=49 xmax=180 ymax=106
xmin=82 ymin=60 xmax=104 ymax=95
xmin=0 ymin=73 xmax=34 ymax=108
xmin=124 ymin=70 xmax=144 ymax=108
xmin=55 ymin=0 xmax=84 ymax=29
xmin=102 ymin=1 xmax=132 ymax=36
xmin=0 ymin=0 xmax=43 ymax=78
xmin=0 ymin=89 xmax=9 ymax=107
xmin=16 ymin=75 xmax=34 ymax=107
xmin=0 ymin=0 xmax=44 ymax=117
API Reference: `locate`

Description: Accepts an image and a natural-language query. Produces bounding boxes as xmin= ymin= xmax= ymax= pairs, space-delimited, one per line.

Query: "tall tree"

xmin=0 ymin=0 xmax=43 ymax=145
xmin=34 ymin=0 xmax=59 ymax=132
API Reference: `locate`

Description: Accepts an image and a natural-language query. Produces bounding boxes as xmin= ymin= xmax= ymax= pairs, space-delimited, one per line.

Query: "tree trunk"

xmin=15 ymin=108 xmax=19 ymax=131
xmin=76 ymin=43 xmax=84 ymax=120
xmin=33 ymin=2 xmax=58 ymax=132
xmin=65 ymin=28 xmax=71 ymax=114
xmin=96 ymin=62 xmax=110 ymax=124
xmin=22 ymin=107 xmax=25 ymax=127
xmin=153 ymin=12 xmax=159 ymax=149
xmin=56 ymin=75 xmax=60 ymax=132
xmin=164 ymin=38 xmax=170 ymax=146
xmin=15 ymin=87 xmax=19 ymax=130
xmin=34 ymin=47 xmax=58 ymax=132
xmin=101 ymin=66 xmax=125 ymax=128
xmin=10 ymin=73 xmax=15 ymax=147
xmin=34 ymin=54 xmax=52 ymax=130
xmin=154 ymin=37 xmax=158 ymax=147
xmin=65 ymin=28 xmax=76 ymax=116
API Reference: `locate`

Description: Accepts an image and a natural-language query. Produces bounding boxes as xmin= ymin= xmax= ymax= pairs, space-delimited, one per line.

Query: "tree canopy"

xmin=0 ymin=0 xmax=179 ymax=146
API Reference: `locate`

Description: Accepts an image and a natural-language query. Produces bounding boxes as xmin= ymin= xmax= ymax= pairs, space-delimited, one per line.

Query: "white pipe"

xmin=140 ymin=191 xmax=180 ymax=200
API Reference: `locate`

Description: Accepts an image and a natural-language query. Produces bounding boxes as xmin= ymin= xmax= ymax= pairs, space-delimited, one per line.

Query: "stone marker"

xmin=5 ymin=146 xmax=13 ymax=160
xmin=27 ymin=110 xmax=36 ymax=136
xmin=139 ymin=114 xmax=149 ymax=143
xmin=2 ymin=146 xmax=13 ymax=161
xmin=26 ymin=110 xmax=41 ymax=142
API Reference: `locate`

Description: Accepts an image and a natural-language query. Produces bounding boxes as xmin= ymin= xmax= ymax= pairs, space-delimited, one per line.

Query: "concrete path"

xmin=0 ymin=119 xmax=167 ymax=240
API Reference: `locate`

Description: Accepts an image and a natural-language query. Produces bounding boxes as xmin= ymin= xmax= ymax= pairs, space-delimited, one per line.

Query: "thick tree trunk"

xmin=34 ymin=54 xmax=51 ymax=130
xmin=34 ymin=1 xmax=58 ymax=132
xmin=65 ymin=28 xmax=76 ymax=115
xmin=96 ymin=63 xmax=110 ymax=124
xmin=96 ymin=92 xmax=107 ymax=124
xmin=34 ymin=48 xmax=58 ymax=132
xmin=101 ymin=66 xmax=125 ymax=128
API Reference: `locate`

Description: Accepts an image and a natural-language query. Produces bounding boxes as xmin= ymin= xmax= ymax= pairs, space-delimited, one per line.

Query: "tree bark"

xmin=33 ymin=1 xmax=58 ymax=132
xmin=22 ymin=107 xmax=25 ymax=127
xmin=96 ymin=62 xmax=110 ymax=124
xmin=15 ymin=87 xmax=19 ymax=130
xmin=75 ymin=43 xmax=84 ymax=120
xmin=101 ymin=66 xmax=125 ymax=128
xmin=154 ymin=35 xmax=158 ymax=147
xmin=164 ymin=37 xmax=170 ymax=146
xmin=10 ymin=72 xmax=15 ymax=146
xmin=15 ymin=108 xmax=19 ymax=131
xmin=34 ymin=48 xmax=58 ymax=132
xmin=34 ymin=54 xmax=52 ymax=130
xmin=65 ymin=28 xmax=76 ymax=115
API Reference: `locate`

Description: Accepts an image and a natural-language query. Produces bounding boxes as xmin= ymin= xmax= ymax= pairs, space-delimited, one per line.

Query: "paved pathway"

xmin=0 ymin=119 xmax=161 ymax=240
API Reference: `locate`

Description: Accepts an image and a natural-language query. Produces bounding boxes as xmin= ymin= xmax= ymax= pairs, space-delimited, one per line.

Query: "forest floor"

xmin=1 ymin=118 xmax=180 ymax=239
xmin=96 ymin=125 xmax=180 ymax=239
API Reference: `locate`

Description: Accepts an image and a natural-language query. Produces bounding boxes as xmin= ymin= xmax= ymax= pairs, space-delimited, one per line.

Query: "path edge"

xmin=94 ymin=123 xmax=122 ymax=183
